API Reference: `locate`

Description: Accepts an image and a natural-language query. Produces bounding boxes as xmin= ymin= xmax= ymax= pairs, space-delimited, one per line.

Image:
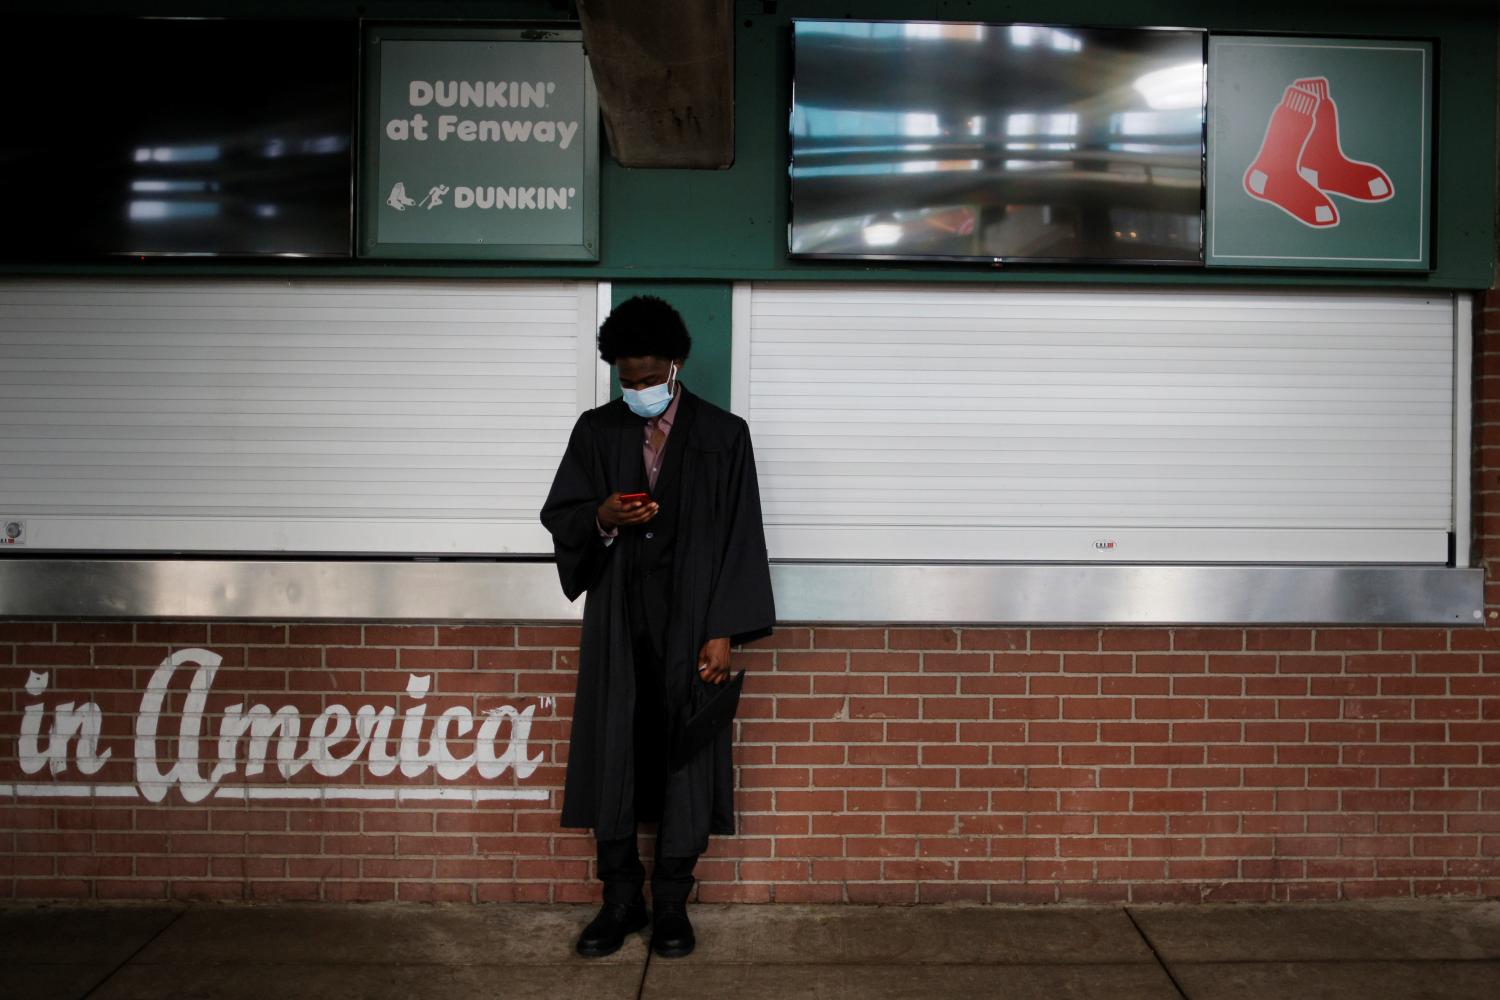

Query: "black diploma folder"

xmin=670 ymin=669 xmax=746 ymax=770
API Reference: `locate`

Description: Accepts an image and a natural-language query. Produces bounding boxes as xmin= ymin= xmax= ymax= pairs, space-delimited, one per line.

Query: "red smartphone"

xmin=617 ymin=492 xmax=651 ymax=504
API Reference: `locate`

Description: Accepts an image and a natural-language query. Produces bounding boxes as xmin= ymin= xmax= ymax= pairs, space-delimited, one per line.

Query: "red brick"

xmin=516 ymin=626 xmax=585 ymax=650
xmin=1379 ymin=629 xmax=1447 ymax=651
xmin=772 ymin=883 xmax=843 ymax=902
xmin=1173 ymin=630 xmax=1244 ymax=652
xmin=1141 ymin=698 xmax=1208 ymax=720
xmin=890 ymin=675 xmax=957 ymax=695
xmin=887 ymin=628 xmax=958 ymax=651
xmin=1306 ymin=767 xmax=1378 ymax=788
xmin=1172 ymin=676 xmax=1241 ymax=697
xmin=812 ymin=628 xmax=885 ymax=649
xmin=1209 ymin=654 xmax=1277 ymax=675
xmin=55 ymin=622 xmax=135 ymax=644
xmin=14 ymin=645 xmax=91 ymax=666
xmin=1316 ymin=629 xmax=1380 ymax=651
xmin=1135 ymin=654 xmax=1207 ymax=675
xmin=247 ymin=646 xmax=320 ymax=669
xmin=1379 ymin=676 xmax=1445 ymax=697
xmin=324 ymin=881 xmax=396 ymax=902
xmin=1278 ymin=654 xmax=1342 ymax=674
xmin=822 ymin=671 xmax=888 ymax=695
xmin=922 ymin=697 xmax=989 ymax=720
xmin=1451 ymin=629 xmax=1500 ymax=651
xmin=838 ymin=696 xmax=909 ymax=720
xmin=1454 ymin=676 xmax=1500 ymax=695
xmin=476 ymin=649 xmax=554 ymax=670
xmin=1029 ymin=675 xmax=1099 ymax=696
xmin=849 ymin=652 xmax=919 ymax=673
xmin=129 ymin=623 xmax=208 ymax=644
xmin=437 ymin=626 xmax=516 ymax=647
xmin=1065 ymin=744 xmax=1130 ymax=765
xmin=1171 ymin=767 xmax=1242 ymax=788
xmin=0 ymin=623 xmax=53 ymax=642
xmin=743 ymin=767 xmax=812 ymax=789
xmin=738 ymin=721 xmax=812 ymax=744
xmin=1245 ymin=629 xmax=1313 ymax=651
xmin=847 ymin=882 xmax=918 ymax=904
xmin=1031 ymin=629 xmax=1101 ymax=652
xmin=1347 ymin=653 xmax=1415 ymax=674
xmin=777 ymin=651 xmax=848 ymax=672
xmin=992 ymin=697 xmax=1059 ymax=720
xmin=1100 ymin=767 xmax=1169 ymax=789
xmin=1061 ymin=697 xmax=1131 ymax=720
xmin=923 ymin=653 xmax=990 ymax=673
xmin=770 ymin=697 xmax=848 ymax=721
xmin=365 ymin=625 xmax=437 ymax=646
xmin=289 ymin=669 xmax=365 ymax=693
xmin=959 ymin=629 xmax=1027 ymax=651
xmin=210 ymin=624 xmax=288 ymax=644
xmin=363 ymin=811 xmax=435 ymax=833
xmin=286 ymin=625 xmax=363 ymax=645
xmin=210 ymin=811 xmax=288 ymax=832
xmin=1063 ymin=654 xmax=1133 ymax=674
xmin=400 ymin=648 xmax=475 ymax=671
xmin=848 ymin=745 xmax=916 ymax=765
xmin=325 ymin=646 xmax=398 ymax=669
xmin=1345 ymin=699 xmax=1412 ymax=720
xmin=1312 ymin=677 xmax=1378 ymax=697
xmin=1416 ymin=653 xmax=1481 ymax=674
xmin=993 ymin=652 xmax=1061 ymax=674
xmin=1101 ymin=629 xmax=1171 ymax=652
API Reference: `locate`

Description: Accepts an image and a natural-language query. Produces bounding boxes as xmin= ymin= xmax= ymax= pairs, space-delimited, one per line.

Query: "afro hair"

xmin=596 ymin=295 xmax=692 ymax=364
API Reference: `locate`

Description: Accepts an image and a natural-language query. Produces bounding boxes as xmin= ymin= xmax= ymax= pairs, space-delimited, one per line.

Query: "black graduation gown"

xmin=539 ymin=388 xmax=776 ymax=856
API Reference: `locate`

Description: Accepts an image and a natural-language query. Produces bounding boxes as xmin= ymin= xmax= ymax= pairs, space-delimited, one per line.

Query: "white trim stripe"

xmin=0 ymin=782 xmax=548 ymax=803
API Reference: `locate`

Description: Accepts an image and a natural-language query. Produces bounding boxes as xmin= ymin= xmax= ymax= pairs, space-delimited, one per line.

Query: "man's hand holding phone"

xmin=597 ymin=491 xmax=659 ymax=529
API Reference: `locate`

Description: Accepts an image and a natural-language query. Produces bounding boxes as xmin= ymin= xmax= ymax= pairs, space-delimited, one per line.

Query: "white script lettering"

xmin=408 ymin=80 xmax=550 ymax=109
xmin=19 ymin=649 xmax=543 ymax=801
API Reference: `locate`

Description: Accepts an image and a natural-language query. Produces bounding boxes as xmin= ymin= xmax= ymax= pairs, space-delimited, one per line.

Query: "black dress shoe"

xmin=576 ymin=899 xmax=649 ymax=958
xmin=651 ymin=900 xmax=695 ymax=958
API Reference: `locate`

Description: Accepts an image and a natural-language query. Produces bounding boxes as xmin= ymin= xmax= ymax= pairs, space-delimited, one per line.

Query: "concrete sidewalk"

xmin=3 ymin=899 xmax=1498 ymax=999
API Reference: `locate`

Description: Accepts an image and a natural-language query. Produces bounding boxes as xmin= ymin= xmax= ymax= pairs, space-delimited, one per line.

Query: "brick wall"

xmin=2 ymin=615 xmax=1499 ymax=903
xmin=1 ymin=301 xmax=1497 ymax=907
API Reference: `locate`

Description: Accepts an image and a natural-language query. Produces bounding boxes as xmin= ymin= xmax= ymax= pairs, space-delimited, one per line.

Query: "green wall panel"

xmin=598 ymin=0 xmax=1496 ymax=288
xmin=10 ymin=0 xmax=1498 ymax=288
xmin=608 ymin=283 xmax=733 ymax=411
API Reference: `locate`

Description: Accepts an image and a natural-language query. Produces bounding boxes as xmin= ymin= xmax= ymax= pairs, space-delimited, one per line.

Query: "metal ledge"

xmin=772 ymin=562 xmax=1484 ymax=626
xmin=0 ymin=559 xmax=1484 ymax=625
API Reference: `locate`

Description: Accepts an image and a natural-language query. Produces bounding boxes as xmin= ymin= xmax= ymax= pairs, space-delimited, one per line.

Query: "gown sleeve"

xmin=540 ymin=411 xmax=611 ymax=601
xmin=703 ymin=419 xmax=776 ymax=646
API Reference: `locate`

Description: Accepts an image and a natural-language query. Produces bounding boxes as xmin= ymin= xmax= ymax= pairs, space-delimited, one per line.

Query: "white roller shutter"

xmin=732 ymin=283 xmax=1457 ymax=564
xmin=0 ymin=279 xmax=600 ymax=554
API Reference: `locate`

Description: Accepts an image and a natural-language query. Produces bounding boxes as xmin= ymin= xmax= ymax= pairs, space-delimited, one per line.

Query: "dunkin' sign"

xmin=6 ymin=648 xmax=546 ymax=804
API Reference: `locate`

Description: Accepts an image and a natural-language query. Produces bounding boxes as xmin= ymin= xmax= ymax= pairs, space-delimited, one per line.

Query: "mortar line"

xmin=1124 ymin=906 xmax=1192 ymax=1000
xmin=79 ymin=907 xmax=187 ymax=1000
xmin=636 ymin=932 xmax=653 ymax=1000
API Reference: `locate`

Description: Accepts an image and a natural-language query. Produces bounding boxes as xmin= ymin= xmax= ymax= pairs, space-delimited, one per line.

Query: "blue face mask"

xmin=622 ymin=362 xmax=677 ymax=418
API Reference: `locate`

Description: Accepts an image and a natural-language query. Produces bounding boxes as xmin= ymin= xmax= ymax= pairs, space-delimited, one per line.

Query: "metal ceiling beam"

xmin=576 ymin=0 xmax=733 ymax=168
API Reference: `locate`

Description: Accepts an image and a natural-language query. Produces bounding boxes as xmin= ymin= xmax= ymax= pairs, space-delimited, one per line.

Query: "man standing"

xmin=540 ymin=295 xmax=775 ymax=959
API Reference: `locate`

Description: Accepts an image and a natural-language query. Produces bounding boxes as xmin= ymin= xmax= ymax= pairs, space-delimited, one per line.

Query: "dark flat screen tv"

xmin=0 ymin=17 xmax=356 ymax=258
xmin=789 ymin=20 xmax=1206 ymax=265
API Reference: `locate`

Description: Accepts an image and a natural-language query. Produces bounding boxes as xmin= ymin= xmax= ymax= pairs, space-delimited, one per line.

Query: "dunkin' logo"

xmin=1242 ymin=76 xmax=1394 ymax=228
xmin=7 ymin=648 xmax=545 ymax=804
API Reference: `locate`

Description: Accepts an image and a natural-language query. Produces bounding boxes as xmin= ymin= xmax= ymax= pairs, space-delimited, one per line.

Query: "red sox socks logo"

xmin=1242 ymin=77 xmax=1394 ymax=228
